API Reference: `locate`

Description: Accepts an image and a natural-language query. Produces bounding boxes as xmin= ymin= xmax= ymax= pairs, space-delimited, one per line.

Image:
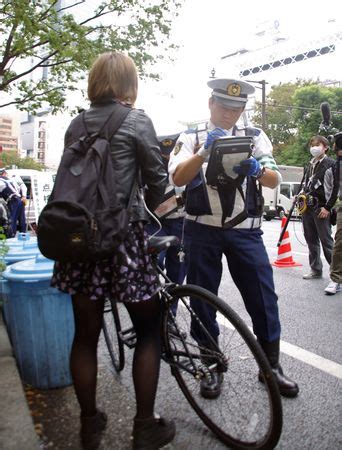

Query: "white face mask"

xmin=310 ymin=145 xmax=324 ymax=157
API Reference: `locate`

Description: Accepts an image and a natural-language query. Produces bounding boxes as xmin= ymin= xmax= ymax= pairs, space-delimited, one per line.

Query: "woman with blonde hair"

xmin=52 ymin=52 xmax=175 ymax=449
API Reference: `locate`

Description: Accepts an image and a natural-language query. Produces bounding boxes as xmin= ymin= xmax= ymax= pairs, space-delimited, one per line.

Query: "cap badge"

xmin=227 ymin=83 xmax=241 ymax=97
xmin=162 ymin=139 xmax=173 ymax=147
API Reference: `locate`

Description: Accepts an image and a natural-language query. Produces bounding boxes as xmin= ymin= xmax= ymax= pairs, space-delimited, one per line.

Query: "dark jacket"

xmin=65 ymin=100 xmax=167 ymax=222
xmin=304 ymin=155 xmax=338 ymax=210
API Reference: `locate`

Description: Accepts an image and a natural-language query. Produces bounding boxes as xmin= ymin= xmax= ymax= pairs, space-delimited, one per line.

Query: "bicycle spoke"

xmin=163 ymin=285 xmax=282 ymax=450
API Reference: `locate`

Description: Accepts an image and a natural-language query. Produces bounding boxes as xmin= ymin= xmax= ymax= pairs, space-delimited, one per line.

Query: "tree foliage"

xmin=253 ymin=81 xmax=342 ymax=167
xmin=0 ymin=151 xmax=44 ymax=170
xmin=0 ymin=0 xmax=181 ymax=113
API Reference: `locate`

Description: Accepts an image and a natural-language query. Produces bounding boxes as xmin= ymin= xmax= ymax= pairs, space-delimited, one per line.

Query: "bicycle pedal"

xmin=119 ymin=327 xmax=137 ymax=349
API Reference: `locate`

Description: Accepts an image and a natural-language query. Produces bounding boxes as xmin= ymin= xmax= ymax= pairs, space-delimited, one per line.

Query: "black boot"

xmin=132 ymin=416 xmax=176 ymax=450
xmin=199 ymin=339 xmax=223 ymax=399
xmin=80 ymin=409 xmax=107 ymax=449
xmin=258 ymin=339 xmax=299 ymax=398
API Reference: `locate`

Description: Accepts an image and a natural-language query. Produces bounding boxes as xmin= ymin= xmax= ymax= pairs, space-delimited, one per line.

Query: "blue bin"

xmin=7 ymin=232 xmax=37 ymax=248
xmin=4 ymin=240 xmax=40 ymax=264
xmin=1 ymin=234 xmax=39 ymax=324
xmin=2 ymin=254 xmax=74 ymax=389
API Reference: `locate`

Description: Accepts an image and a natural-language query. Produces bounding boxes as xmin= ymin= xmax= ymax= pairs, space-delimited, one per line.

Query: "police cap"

xmin=207 ymin=78 xmax=255 ymax=110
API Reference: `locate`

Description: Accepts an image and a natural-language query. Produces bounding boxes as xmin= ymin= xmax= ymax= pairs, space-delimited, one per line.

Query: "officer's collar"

xmin=207 ymin=120 xmax=234 ymax=135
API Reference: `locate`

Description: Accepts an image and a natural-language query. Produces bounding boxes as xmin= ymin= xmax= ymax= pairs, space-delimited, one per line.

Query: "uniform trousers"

xmin=302 ymin=207 xmax=334 ymax=273
xmin=7 ymin=197 xmax=22 ymax=237
xmin=330 ymin=208 xmax=342 ymax=283
xmin=185 ymin=220 xmax=281 ymax=345
xmin=146 ymin=217 xmax=188 ymax=285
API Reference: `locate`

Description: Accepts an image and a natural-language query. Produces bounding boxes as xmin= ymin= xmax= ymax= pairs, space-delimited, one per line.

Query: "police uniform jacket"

xmin=168 ymin=121 xmax=281 ymax=229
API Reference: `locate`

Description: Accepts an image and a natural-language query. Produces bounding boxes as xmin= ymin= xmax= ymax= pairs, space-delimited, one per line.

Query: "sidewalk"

xmin=0 ymin=307 xmax=136 ymax=449
xmin=0 ymin=310 xmax=39 ymax=450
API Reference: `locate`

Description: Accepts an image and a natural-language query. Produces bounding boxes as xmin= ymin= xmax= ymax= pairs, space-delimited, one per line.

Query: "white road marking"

xmin=280 ymin=340 xmax=342 ymax=380
xmin=217 ymin=315 xmax=342 ymax=380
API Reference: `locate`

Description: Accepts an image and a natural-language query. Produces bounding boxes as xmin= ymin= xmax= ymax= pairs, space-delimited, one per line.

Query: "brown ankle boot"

xmin=80 ymin=410 xmax=107 ymax=450
xmin=133 ymin=416 xmax=176 ymax=450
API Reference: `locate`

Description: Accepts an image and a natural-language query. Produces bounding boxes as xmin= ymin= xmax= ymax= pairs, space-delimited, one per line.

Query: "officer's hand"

xmin=197 ymin=128 xmax=227 ymax=160
xmin=233 ymin=157 xmax=262 ymax=177
xmin=204 ymin=127 xmax=227 ymax=149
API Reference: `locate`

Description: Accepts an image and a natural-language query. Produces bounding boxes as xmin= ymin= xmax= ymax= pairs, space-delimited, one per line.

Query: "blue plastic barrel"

xmin=4 ymin=240 xmax=40 ymax=264
xmin=2 ymin=254 xmax=74 ymax=389
xmin=1 ymin=236 xmax=40 ymax=333
xmin=7 ymin=232 xmax=37 ymax=248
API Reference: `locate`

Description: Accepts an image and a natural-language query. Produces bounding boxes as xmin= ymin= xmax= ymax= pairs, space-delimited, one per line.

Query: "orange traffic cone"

xmin=272 ymin=217 xmax=302 ymax=268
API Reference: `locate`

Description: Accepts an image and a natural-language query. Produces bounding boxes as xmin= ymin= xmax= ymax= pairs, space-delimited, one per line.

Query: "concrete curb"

xmin=0 ymin=310 xmax=40 ymax=450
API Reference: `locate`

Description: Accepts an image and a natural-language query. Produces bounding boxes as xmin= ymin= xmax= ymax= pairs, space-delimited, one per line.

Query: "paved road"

xmin=29 ymin=219 xmax=342 ymax=449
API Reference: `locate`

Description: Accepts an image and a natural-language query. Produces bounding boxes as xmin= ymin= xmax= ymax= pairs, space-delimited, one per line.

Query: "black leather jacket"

xmin=65 ymin=100 xmax=167 ymax=222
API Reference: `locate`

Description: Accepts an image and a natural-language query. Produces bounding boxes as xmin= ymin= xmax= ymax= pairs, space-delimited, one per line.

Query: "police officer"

xmin=8 ymin=172 xmax=28 ymax=233
xmin=146 ymin=134 xmax=189 ymax=291
xmin=0 ymin=168 xmax=23 ymax=237
xmin=168 ymin=78 xmax=299 ymax=399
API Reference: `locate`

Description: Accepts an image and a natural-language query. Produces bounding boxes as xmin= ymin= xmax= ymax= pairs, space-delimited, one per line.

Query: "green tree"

xmin=0 ymin=151 xmax=44 ymax=170
xmin=254 ymin=81 xmax=307 ymax=148
xmin=0 ymin=0 xmax=180 ymax=113
xmin=254 ymin=82 xmax=342 ymax=166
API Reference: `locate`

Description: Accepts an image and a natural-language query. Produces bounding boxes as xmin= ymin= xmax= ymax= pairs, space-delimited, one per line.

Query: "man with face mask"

xmin=302 ymin=135 xmax=339 ymax=284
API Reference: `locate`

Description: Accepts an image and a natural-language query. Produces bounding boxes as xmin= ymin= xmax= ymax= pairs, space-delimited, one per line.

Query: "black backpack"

xmin=37 ymin=103 xmax=135 ymax=263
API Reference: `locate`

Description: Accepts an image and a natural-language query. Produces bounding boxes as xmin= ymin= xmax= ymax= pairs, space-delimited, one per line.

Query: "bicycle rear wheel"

xmin=162 ymin=284 xmax=282 ymax=450
xmin=102 ymin=298 xmax=125 ymax=372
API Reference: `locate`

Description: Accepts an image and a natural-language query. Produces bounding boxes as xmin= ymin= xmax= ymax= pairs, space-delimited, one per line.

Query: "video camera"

xmin=328 ymin=131 xmax=342 ymax=151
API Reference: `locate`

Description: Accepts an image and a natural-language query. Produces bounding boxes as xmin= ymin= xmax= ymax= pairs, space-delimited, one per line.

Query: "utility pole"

xmin=261 ymin=79 xmax=267 ymax=131
xmin=246 ymin=79 xmax=267 ymax=131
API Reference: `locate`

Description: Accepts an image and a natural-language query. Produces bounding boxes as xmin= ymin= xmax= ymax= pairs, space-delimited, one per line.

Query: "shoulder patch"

xmin=173 ymin=142 xmax=183 ymax=155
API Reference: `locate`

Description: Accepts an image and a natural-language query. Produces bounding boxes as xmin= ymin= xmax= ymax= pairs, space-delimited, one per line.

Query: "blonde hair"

xmin=87 ymin=52 xmax=138 ymax=104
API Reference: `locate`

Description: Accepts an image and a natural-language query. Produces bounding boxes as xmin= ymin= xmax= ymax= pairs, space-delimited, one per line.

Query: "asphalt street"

xmin=25 ymin=218 xmax=342 ymax=450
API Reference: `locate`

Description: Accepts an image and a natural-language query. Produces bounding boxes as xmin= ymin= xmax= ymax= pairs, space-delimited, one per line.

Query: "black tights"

xmin=70 ymin=294 xmax=161 ymax=419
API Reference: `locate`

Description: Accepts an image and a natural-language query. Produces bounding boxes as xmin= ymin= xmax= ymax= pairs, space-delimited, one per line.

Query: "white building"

xmin=216 ymin=18 xmax=342 ymax=101
xmin=20 ymin=112 xmax=72 ymax=169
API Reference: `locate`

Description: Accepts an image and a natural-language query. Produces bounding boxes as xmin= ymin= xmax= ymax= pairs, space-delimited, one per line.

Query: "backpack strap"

xmin=100 ymin=103 xmax=140 ymax=211
xmin=82 ymin=103 xmax=140 ymax=211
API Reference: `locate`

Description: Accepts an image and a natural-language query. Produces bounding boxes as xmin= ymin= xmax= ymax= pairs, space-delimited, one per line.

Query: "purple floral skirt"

xmin=51 ymin=222 xmax=160 ymax=302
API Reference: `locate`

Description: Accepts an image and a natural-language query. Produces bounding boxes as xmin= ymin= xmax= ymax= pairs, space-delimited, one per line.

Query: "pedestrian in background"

xmin=168 ymin=78 xmax=299 ymax=399
xmin=51 ymin=52 xmax=175 ymax=450
xmin=326 ymin=132 xmax=342 ymax=294
xmin=9 ymin=171 xmax=27 ymax=232
xmin=0 ymin=168 xmax=23 ymax=237
xmin=301 ymin=135 xmax=338 ymax=287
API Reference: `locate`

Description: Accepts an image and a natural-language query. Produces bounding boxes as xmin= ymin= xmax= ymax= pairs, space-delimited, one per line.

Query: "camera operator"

xmin=301 ymin=136 xmax=339 ymax=288
xmin=326 ymin=132 xmax=342 ymax=294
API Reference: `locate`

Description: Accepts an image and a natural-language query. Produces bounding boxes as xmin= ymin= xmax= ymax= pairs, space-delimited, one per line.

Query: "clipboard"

xmin=205 ymin=136 xmax=254 ymax=186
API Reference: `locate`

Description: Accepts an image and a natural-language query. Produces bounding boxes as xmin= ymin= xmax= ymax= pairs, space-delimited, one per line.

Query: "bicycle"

xmin=102 ymin=235 xmax=283 ymax=450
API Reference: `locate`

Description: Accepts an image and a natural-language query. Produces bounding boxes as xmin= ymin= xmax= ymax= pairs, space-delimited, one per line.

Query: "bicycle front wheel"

xmin=102 ymin=298 xmax=125 ymax=372
xmin=162 ymin=284 xmax=282 ymax=450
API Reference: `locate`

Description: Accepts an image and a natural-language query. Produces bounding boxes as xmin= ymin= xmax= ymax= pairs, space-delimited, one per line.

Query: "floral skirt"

xmin=51 ymin=222 xmax=160 ymax=302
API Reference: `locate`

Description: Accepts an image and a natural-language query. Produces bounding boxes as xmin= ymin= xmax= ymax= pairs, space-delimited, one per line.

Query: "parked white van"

xmin=263 ymin=165 xmax=303 ymax=221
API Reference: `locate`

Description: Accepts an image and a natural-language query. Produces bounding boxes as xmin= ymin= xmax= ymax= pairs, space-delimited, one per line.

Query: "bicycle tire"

xmin=102 ymin=298 xmax=125 ymax=372
xmin=162 ymin=284 xmax=282 ymax=450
